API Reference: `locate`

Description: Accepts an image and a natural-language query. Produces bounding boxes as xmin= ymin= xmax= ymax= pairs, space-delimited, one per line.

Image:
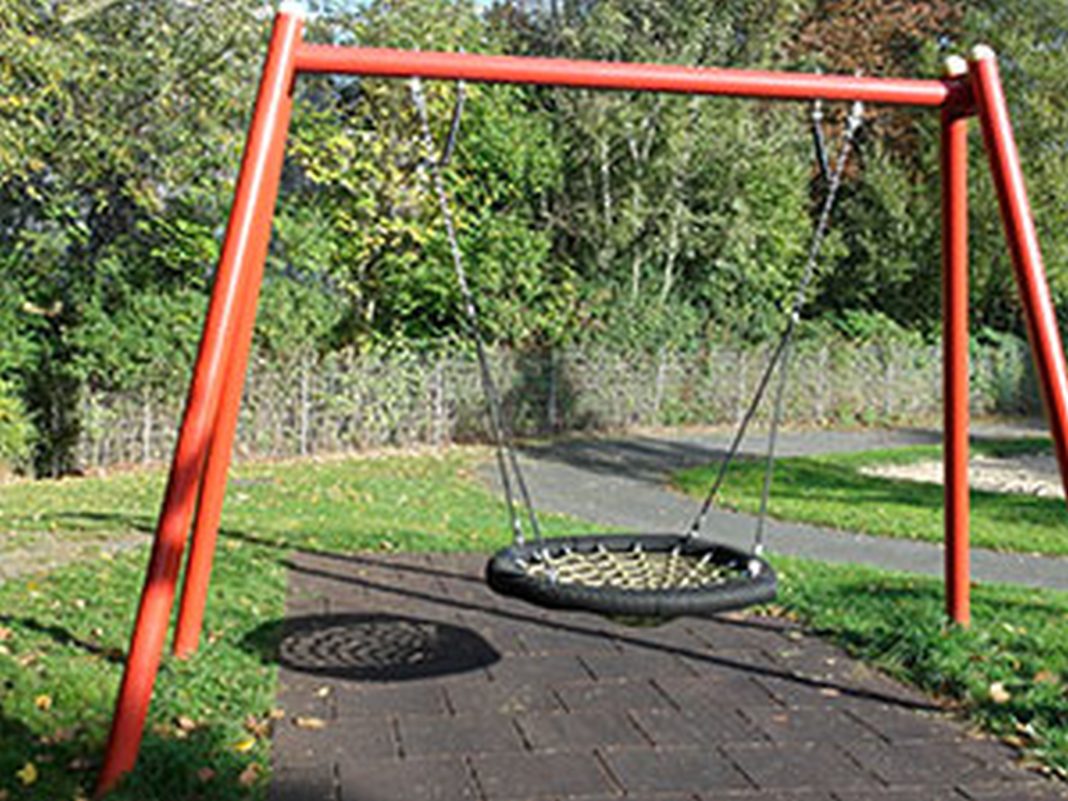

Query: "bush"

xmin=0 ymin=379 xmax=34 ymax=476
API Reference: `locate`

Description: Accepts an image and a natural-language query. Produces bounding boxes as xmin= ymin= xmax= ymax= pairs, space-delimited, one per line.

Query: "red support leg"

xmin=941 ymin=57 xmax=971 ymax=626
xmin=172 ymin=34 xmax=297 ymax=658
xmin=95 ymin=9 xmax=303 ymax=795
xmin=172 ymin=242 xmax=271 ymax=656
xmin=969 ymin=46 xmax=1068 ymax=499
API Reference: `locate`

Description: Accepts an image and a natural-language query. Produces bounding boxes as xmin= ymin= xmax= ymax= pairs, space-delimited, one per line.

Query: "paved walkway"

xmin=482 ymin=425 xmax=1067 ymax=590
xmin=269 ymin=551 xmax=1065 ymax=801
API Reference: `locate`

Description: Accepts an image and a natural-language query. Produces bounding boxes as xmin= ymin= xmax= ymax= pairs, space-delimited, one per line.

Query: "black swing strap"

xmin=410 ymin=77 xmax=544 ymax=547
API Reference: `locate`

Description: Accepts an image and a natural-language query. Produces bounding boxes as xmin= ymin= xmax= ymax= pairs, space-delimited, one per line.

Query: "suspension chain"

xmin=688 ymin=101 xmax=864 ymax=550
xmin=410 ymin=78 xmax=544 ymax=548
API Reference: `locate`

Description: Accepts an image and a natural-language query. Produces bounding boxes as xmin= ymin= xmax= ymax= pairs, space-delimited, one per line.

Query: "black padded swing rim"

xmin=485 ymin=534 xmax=777 ymax=619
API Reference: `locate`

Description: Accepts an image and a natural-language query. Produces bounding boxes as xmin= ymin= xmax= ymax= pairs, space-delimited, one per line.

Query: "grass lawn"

xmin=0 ymin=448 xmax=1064 ymax=799
xmin=673 ymin=437 xmax=1068 ymax=556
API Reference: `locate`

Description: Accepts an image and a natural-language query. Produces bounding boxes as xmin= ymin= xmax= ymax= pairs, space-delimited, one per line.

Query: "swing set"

xmin=96 ymin=3 xmax=1068 ymax=795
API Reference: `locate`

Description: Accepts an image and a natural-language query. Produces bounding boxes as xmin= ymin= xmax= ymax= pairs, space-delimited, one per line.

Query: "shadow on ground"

xmin=515 ymin=427 xmax=946 ymax=487
xmin=243 ymin=611 xmax=500 ymax=682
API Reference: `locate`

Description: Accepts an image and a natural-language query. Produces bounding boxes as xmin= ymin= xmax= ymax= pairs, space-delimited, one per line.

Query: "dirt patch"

xmin=861 ymin=453 xmax=1064 ymax=499
xmin=0 ymin=534 xmax=147 ymax=584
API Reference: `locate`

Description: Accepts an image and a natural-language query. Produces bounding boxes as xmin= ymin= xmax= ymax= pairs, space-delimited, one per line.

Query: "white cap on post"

xmin=970 ymin=44 xmax=996 ymax=62
xmin=943 ymin=55 xmax=968 ymax=78
xmin=279 ymin=1 xmax=308 ymax=18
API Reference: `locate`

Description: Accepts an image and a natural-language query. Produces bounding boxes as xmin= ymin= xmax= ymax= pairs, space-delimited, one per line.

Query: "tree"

xmin=289 ymin=0 xmax=568 ymax=347
xmin=512 ymin=0 xmax=813 ymax=346
xmin=0 ymin=0 xmax=265 ymax=473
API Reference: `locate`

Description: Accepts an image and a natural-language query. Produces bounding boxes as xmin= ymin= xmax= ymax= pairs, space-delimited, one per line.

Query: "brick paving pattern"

xmin=269 ymin=551 xmax=1066 ymax=801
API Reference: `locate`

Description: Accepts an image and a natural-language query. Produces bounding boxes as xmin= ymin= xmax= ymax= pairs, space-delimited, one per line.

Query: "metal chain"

xmin=688 ymin=101 xmax=864 ymax=549
xmin=753 ymin=101 xmax=864 ymax=552
xmin=410 ymin=77 xmax=544 ymax=547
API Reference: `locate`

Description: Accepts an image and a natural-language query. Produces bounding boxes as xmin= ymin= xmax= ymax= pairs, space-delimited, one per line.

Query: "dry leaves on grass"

xmin=41 ymin=725 xmax=78 ymax=745
xmin=238 ymin=763 xmax=260 ymax=787
xmin=175 ymin=715 xmax=198 ymax=732
xmin=988 ymin=681 xmax=1012 ymax=704
xmin=15 ymin=762 xmax=37 ymax=786
xmin=293 ymin=716 xmax=327 ymax=730
xmin=244 ymin=714 xmax=271 ymax=739
xmin=1034 ymin=669 xmax=1058 ymax=686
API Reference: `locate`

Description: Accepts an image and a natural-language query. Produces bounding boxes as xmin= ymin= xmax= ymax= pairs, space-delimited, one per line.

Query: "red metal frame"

xmin=970 ymin=47 xmax=1068 ymax=497
xmin=94 ymin=10 xmax=302 ymax=796
xmin=96 ymin=6 xmax=1068 ymax=794
xmin=294 ymin=45 xmax=958 ymax=107
xmin=941 ymin=58 xmax=971 ymax=627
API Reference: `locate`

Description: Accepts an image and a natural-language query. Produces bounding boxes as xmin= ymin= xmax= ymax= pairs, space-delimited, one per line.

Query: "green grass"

xmin=0 ymin=447 xmax=1064 ymax=799
xmin=772 ymin=557 xmax=1068 ymax=777
xmin=673 ymin=437 xmax=1068 ymax=556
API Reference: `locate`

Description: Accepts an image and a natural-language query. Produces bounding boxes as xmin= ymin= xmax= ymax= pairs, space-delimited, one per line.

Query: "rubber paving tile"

xmin=268 ymin=550 xmax=1066 ymax=801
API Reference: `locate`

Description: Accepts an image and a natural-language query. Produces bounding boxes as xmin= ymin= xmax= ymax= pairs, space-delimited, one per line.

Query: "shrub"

xmin=0 ymin=379 xmax=34 ymax=476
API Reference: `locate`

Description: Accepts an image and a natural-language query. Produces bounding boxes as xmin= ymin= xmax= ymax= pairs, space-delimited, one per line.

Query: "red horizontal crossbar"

xmin=294 ymin=46 xmax=957 ymax=107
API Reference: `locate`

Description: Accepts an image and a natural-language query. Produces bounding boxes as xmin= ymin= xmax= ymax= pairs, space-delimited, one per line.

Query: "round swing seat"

xmin=486 ymin=533 xmax=776 ymax=620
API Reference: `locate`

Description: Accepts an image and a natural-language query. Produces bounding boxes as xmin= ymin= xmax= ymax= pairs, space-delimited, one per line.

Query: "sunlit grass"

xmin=673 ymin=437 xmax=1068 ymax=556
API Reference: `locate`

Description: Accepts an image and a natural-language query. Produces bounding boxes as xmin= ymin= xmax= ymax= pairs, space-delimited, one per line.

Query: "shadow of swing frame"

xmin=95 ymin=6 xmax=1068 ymax=795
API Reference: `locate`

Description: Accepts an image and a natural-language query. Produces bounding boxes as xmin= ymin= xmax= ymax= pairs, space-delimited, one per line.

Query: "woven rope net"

xmin=519 ymin=545 xmax=745 ymax=591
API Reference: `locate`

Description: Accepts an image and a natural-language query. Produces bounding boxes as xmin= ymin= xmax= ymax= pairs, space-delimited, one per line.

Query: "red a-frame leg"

xmin=969 ymin=47 xmax=1068 ymax=500
xmin=941 ymin=57 xmax=971 ymax=626
xmin=94 ymin=10 xmax=303 ymax=796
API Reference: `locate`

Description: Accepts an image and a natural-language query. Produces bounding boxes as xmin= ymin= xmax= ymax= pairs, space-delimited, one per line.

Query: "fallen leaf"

xmin=315 ymin=686 xmax=332 ymax=698
xmin=34 ymin=694 xmax=53 ymax=711
xmin=44 ymin=726 xmax=77 ymax=745
xmin=293 ymin=716 xmax=327 ymax=730
xmin=0 ymin=788 xmax=9 ymax=800
xmin=244 ymin=715 xmax=270 ymax=738
xmin=16 ymin=762 xmax=38 ymax=786
xmin=232 ymin=736 xmax=256 ymax=753
xmin=268 ymin=708 xmax=286 ymax=720
xmin=0 ymin=626 xmax=11 ymax=641
xmin=989 ymin=681 xmax=1012 ymax=704
xmin=1034 ymin=670 xmax=1058 ymax=685
xmin=197 ymin=767 xmax=216 ymax=783
xmin=67 ymin=757 xmax=91 ymax=772
xmin=238 ymin=763 xmax=260 ymax=787
xmin=175 ymin=715 xmax=197 ymax=732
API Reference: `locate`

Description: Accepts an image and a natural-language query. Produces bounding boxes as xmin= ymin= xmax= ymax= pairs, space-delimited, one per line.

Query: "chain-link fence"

xmin=75 ymin=337 xmax=1039 ymax=470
